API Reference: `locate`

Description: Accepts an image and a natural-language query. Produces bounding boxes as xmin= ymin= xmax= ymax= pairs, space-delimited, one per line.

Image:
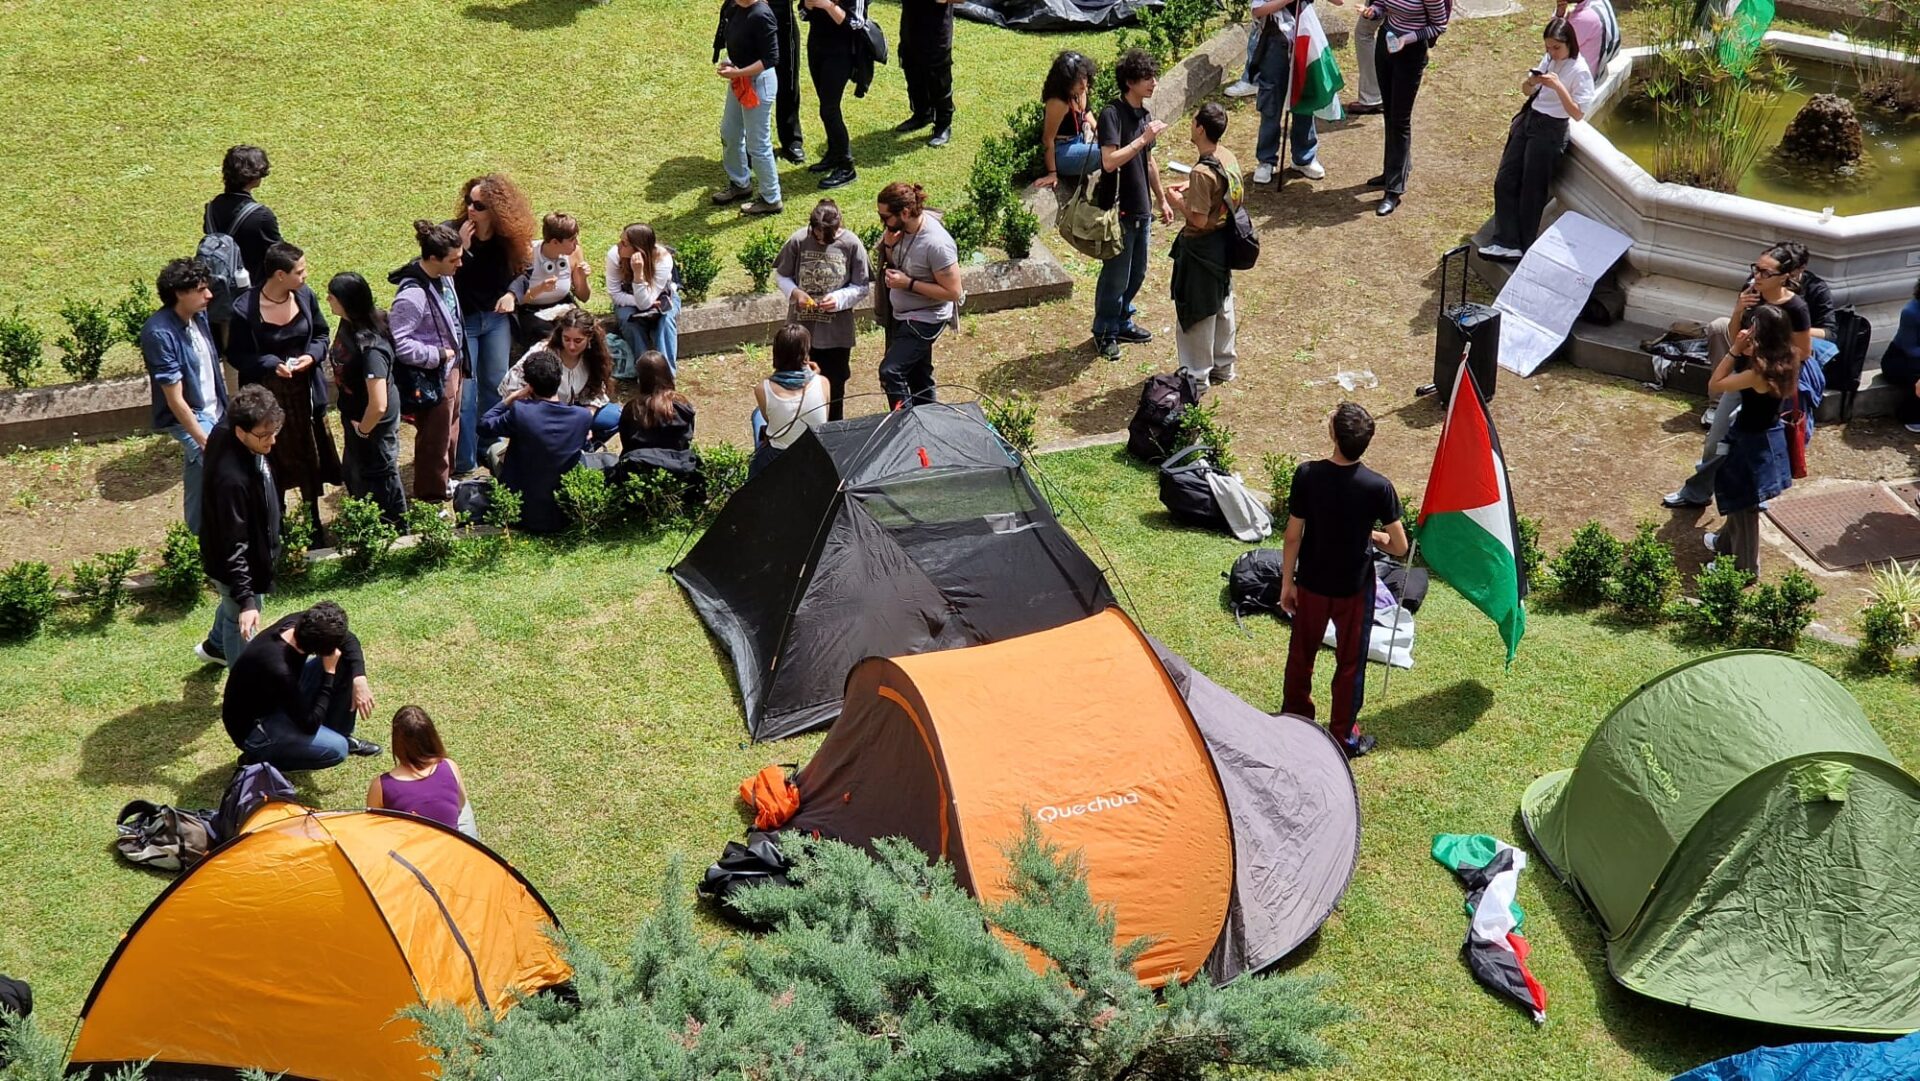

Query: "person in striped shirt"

xmin=1363 ymin=0 xmax=1449 ymax=215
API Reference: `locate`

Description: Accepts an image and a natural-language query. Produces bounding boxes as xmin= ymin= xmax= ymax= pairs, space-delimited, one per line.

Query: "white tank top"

xmin=761 ymin=375 xmax=829 ymax=449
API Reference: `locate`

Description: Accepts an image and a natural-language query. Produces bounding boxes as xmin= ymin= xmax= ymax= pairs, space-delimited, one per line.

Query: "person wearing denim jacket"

xmin=141 ymin=257 xmax=229 ymax=534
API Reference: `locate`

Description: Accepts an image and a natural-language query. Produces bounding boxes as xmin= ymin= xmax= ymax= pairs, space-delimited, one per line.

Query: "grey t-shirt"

xmin=775 ymin=228 xmax=871 ymax=350
xmin=886 ymin=216 xmax=960 ymax=324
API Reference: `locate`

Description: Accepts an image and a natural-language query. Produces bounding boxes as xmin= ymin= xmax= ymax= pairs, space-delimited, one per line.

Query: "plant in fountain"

xmin=1632 ymin=0 xmax=1797 ymax=193
xmin=1852 ymin=0 xmax=1920 ymax=115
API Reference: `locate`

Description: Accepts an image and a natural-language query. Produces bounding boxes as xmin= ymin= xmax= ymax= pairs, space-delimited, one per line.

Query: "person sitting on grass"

xmin=499 ymin=307 xmax=621 ymax=446
xmin=621 ymin=349 xmax=697 ymax=453
xmin=478 ymin=348 xmax=593 ymax=534
xmin=367 ymin=705 xmax=475 ymax=837
xmin=750 ymin=323 xmax=830 ymax=478
xmin=222 ymin=600 xmax=380 ymax=771
xmin=1279 ymin=402 xmax=1410 ymax=760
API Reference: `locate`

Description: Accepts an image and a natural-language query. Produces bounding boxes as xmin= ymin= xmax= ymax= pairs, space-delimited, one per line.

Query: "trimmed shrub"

xmin=0 ymin=560 xmax=59 ymax=640
xmin=278 ymin=511 xmax=314 ymax=581
xmin=999 ymin=200 xmax=1040 ymax=260
xmin=483 ymin=478 xmax=524 ymax=536
xmin=153 ymin=521 xmax=204 ymax=605
xmin=1173 ymin=399 xmax=1237 ymax=474
xmin=111 ymin=279 xmax=155 ymax=345
xmin=1737 ymin=569 xmax=1821 ymax=650
xmin=1262 ymin=451 xmax=1299 ymax=520
xmin=700 ymin=441 xmax=752 ymax=511
xmin=558 ymin=464 xmax=617 ymax=535
xmin=333 ymin=495 xmax=399 ymax=577
xmin=1613 ymin=520 xmax=1679 ymax=619
xmin=943 ymin=204 xmax=989 ymax=260
xmin=1400 ymin=490 xmax=1420 ymax=539
xmin=621 ymin=469 xmax=692 ymax=530
xmin=675 ymin=236 xmax=723 ymax=304
xmin=1517 ymin=516 xmax=1546 ymax=585
xmin=1856 ymin=598 xmax=1911 ymax=673
xmin=736 ymin=225 xmax=784 ymax=293
xmin=984 ymin=390 xmax=1039 ymax=454
xmin=1686 ymin=556 xmax=1754 ymax=641
xmin=0 ymin=308 xmax=44 ymax=388
xmin=56 ymin=297 xmax=116 ymax=382
xmin=70 ymin=547 xmax=141 ymax=622
xmin=858 ymin=222 xmax=884 ymax=253
xmin=965 ymin=134 xmax=1022 ymax=229
xmin=1004 ymin=99 xmax=1048 ymax=182
xmin=404 ymin=502 xmax=456 ymax=567
xmin=1551 ymin=521 xmax=1621 ymax=606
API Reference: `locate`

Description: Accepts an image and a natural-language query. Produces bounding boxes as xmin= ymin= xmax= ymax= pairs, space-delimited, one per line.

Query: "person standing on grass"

xmin=895 ymin=0 xmax=956 ymax=147
xmin=607 ymin=223 xmax=681 ymax=373
xmin=875 ymin=182 xmax=963 ymax=408
xmin=326 ymin=272 xmax=408 ymax=527
xmin=228 ymin=241 xmax=341 ymax=539
xmin=196 ymin=385 xmax=284 ymax=668
xmin=1093 ymin=49 xmax=1172 ymax=363
xmin=449 ymin=175 xmax=536 ymax=478
xmin=1248 ymin=0 xmax=1327 ymax=188
xmin=1167 ymin=104 xmax=1241 ymax=388
xmin=223 ymin=600 xmax=382 ymax=771
xmin=478 ymin=350 xmax=593 ymax=535
xmin=1479 ymin=18 xmax=1595 ymax=261
xmin=368 ymin=705 xmax=475 ymax=837
xmin=203 ymin=145 xmax=284 ymax=298
xmin=1280 ymin=402 xmax=1410 ymax=760
xmin=389 ymin=220 xmax=467 ymax=504
xmin=1705 ymin=305 xmax=1798 ymax=575
xmin=776 ymin=198 xmax=870 ymax=419
xmin=1366 ymin=0 xmax=1450 ymax=216
xmin=712 ymin=0 xmax=787 ymax=216
xmin=801 ymin=0 xmax=861 ymax=188
xmin=141 ymin=257 xmax=226 ymax=536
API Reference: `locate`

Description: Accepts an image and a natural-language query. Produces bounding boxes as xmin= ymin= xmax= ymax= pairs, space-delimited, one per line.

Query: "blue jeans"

xmin=160 ymin=409 xmax=216 ymax=534
xmin=1254 ymin=27 xmax=1319 ymax=167
xmin=721 ymin=69 xmax=782 ymax=203
xmin=615 ymin=291 xmax=681 ymax=375
xmin=1092 ymin=216 xmax=1152 ymax=339
xmin=239 ymin=656 xmax=355 ymax=771
xmin=1054 ymin=138 xmax=1101 ymax=178
xmin=590 ymin=402 xmax=622 ymax=447
xmin=208 ymin=580 xmax=267 ymax=666
xmin=457 ymin=310 xmax=513 ymax=474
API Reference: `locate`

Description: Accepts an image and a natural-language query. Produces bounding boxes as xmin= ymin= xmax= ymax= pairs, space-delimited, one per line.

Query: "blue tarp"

xmin=1673 ymin=1033 xmax=1920 ymax=1081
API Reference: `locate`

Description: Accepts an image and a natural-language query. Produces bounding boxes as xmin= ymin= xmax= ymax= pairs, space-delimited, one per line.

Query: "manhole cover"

xmin=1766 ymin=485 xmax=1920 ymax=570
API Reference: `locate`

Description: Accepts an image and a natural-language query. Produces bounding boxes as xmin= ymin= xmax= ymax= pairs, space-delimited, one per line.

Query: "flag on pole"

xmin=1415 ymin=363 xmax=1527 ymax=663
xmin=1290 ymin=4 xmax=1346 ymax=122
xmin=1697 ymin=0 xmax=1775 ymax=72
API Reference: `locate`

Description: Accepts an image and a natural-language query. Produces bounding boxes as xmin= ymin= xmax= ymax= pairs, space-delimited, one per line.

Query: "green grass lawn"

xmin=0 ymin=0 xmax=1105 ymax=384
xmin=4 ymin=444 xmax=1917 ymax=1078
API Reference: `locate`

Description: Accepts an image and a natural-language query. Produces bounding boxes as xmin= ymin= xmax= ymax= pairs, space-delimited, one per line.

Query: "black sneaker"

xmin=1342 ymin=734 xmax=1377 ymax=760
xmin=1115 ymin=323 xmax=1153 ymax=344
xmin=819 ymin=166 xmax=857 ymax=190
xmin=347 ymin=737 xmax=383 ymax=758
xmin=1097 ymin=337 xmax=1121 ymax=361
xmin=894 ymin=113 xmax=935 ymax=134
xmin=927 ymin=128 xmax=952 ymax=148
xmin=808 ymin=158 xmax=838 ymax=174
xmin=194 ymin=639 xmax=226 ymax=666
xmin=779 ymin=143 xmax=807 ymax=165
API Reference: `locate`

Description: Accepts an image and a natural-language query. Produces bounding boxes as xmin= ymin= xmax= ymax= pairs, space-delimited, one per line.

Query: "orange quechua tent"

xmin=68 ymin=804 xmax=571 ymax=1080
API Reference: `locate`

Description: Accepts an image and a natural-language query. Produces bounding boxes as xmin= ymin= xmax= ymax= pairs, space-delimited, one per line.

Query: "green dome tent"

xmin=1521 ymin=651 xmax=1920 ymax=1034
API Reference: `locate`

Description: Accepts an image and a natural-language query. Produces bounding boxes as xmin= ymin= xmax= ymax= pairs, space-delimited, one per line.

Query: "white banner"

xmin=1494 ymin=212 xmax=1633 ymax=377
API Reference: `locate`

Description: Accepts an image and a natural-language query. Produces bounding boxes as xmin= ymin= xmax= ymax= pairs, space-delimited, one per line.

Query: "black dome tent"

xmin=672 ymin=403 xmax=1114 ymax=741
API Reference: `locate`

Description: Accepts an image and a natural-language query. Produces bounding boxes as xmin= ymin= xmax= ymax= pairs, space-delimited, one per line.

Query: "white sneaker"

xmin=1224 ymin=79 xmax=1258 ymax=98
xmin=1294 ymin=160 xmax=1326 ymax=180
xmin=1905 ymin=422 xmax=1920 ymax=434
xmin=1253 ymin=162 xmax=1274 ymax=185
xmin=1477 ymin=244 xmax=1522 ymax=260
xmin=1703 ymin=531 xmax=1719 ymax=554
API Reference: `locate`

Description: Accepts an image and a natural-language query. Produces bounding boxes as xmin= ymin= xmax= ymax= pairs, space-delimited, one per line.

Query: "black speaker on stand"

xmin=1418 ymin=245 xmax=1502 ymax=403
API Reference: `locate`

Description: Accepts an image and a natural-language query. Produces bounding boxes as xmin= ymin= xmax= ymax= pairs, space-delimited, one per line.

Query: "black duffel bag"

xmin=1158 ymin=445 xmax=1227 ymax=530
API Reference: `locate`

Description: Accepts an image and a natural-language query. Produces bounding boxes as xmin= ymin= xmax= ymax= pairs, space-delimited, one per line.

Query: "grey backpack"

xmin=115 ymin=800 xmax=216 ymax=873
xmin=198 ymin=200 xmax=263 ymax=324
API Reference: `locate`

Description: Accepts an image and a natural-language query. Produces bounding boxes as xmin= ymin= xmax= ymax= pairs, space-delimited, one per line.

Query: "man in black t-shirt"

xmin=1092 ymin=48 xmax=1172 ymax=362
xmin=1281 ymin=403 xmax=1409 ymax=759
xmin=222 ymin=601 xmax=381 ymax=771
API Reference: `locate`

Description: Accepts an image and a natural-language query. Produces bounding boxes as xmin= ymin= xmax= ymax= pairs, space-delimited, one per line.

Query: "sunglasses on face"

xmin=468 ymin=199 xmax=489 ymax=212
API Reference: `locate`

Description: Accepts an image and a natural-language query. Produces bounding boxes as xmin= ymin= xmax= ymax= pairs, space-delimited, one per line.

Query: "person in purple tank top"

xmin=366 ymin=706 xmax=475 ymax=837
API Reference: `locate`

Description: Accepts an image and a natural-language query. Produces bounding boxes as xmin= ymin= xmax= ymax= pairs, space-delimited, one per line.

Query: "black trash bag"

xmin=699 ymin=831 xmax=793 ymax=928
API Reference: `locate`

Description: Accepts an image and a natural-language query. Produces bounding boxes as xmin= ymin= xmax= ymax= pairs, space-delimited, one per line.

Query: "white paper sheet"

xmin=1493 ymin=211 xmax=1632 ymax=377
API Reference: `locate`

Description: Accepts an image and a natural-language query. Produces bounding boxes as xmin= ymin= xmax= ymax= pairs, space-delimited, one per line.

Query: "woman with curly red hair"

xmin=449 ymin=174 xmax=535 ymax=476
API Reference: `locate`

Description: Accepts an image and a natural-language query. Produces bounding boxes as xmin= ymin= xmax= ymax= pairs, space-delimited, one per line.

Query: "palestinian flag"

xmin=1290 ymin=4 xmax=1345 ymax=122
xmin=1415 ymin=363 xmax=1526 ymax=663
xmin=1696 ymin=0 xmax=1775 ymax=72
xmin=1433 ymin=834 xmax=1548 ymax=1023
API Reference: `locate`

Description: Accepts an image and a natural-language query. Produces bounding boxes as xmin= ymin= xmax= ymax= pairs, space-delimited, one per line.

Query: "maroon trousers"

xmin=1282 ymin=578 xmax=1375 ymax=743
xmin=412 ymin=370 xmax=461 ymax=502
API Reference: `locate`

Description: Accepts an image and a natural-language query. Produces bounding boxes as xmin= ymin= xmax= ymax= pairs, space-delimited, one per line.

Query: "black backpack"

xmin=1226 ymin=549 xmax=1287 ymax=628
xmin=198 ymin=200 xmax=264 ymax=325
xmin=1127 ymin=371 xmax=1202 ymax=463
xmin=700 ymin=830 xmax=793 ymax=929
xmin=1200 ymin=156 xmax=1259 ymax=271
xmin=1157 ymin=445 xmax=1228 ymax=530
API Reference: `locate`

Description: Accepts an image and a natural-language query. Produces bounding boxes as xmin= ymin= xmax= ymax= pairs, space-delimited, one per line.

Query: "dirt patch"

xmin=7 ymin=8 xmax=1913 ymax=631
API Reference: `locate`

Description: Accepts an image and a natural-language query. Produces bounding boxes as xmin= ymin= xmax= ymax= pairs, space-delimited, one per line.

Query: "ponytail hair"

xmin=413 ymin=219 xmax=461 ymax=260
xmin=878 ymin=182 xmax=928 ymax=216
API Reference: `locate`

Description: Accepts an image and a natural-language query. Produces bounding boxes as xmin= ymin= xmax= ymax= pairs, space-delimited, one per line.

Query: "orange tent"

xmin=792 ymin=608 xmax=1237 ymax=985
xmin=69 ymin=804 xmax=571 ymax=1080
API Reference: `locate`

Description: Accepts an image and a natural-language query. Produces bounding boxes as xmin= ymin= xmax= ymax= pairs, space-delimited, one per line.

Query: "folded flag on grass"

xmin=1415 ymin=363 xmax=1527 ymax=663
xmin=1290 ymin=4 xmax=1346 ymax=122
xmin=1433 ymin=833 xmax=1547 ymax=1023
